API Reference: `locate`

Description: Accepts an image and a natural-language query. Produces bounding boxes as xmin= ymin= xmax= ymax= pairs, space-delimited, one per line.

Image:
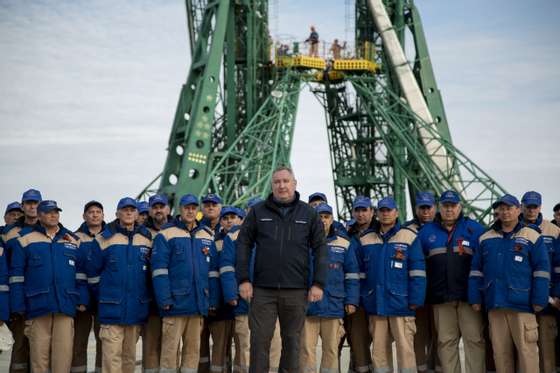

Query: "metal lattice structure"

xmin=139 ymin=0 xmax=507 ymax=224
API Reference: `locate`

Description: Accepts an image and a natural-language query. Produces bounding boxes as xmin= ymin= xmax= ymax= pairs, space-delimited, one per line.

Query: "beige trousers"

xmin=24 ymin=313 xmax=74 ymax=373
xmin=299 ymin=317 xmax=344 ymax=373
xmin=488 ymin=309 xmax=539 ymax=373
xmin=368 ymin=315 xmax=416 ymax=372
xmin=432 ymin=301 xmax=485 ymax=373
xmin=99 ymin=324 xmax=141 ymax=373
xmin=160 ymin=315 xmax=204 ymax=371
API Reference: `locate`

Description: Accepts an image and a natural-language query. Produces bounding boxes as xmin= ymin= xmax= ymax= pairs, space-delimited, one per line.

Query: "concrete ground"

xmin=0 ymin=332 xmax=466 ymax=372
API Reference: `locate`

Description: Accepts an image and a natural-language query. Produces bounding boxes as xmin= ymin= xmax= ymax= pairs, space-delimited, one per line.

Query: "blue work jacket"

xmin=357 ymin=222 xmax=426 ymax=316
xmin=151 ymin=220 xmax=219 ymax=317
xmin=468 ymin=221 xmax=550 ymax=313
xmin=10 ymin=224 xmax=88 ymax=319
xmin=87 ymin=220 xmax=152 ymax=325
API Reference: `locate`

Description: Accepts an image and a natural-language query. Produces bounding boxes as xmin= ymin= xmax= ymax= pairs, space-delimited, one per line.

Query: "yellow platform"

xmin=332 ymin=59 xmax=379 ymax=72
xmin=291 ymin=55 xmax=326 ymax=70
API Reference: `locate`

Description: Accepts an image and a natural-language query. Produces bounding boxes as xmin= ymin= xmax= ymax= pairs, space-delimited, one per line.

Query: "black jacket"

xmin=417 ymin=214 xmax=485 ymax=305
xmin=236 ymin=192 xmax=328 ymax=289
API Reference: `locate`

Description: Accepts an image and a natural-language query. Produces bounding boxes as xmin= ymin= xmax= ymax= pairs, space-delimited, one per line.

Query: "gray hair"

xmin=272 ymin=165 xmax=295 ymax=178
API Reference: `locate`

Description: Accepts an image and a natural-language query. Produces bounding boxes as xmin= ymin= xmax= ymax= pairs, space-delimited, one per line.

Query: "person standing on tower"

xmin=305 ymin=26 xmax=320 ymax=57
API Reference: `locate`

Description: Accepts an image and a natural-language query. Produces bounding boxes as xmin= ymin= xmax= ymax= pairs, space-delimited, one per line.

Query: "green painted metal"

xmin=140 ymin=0 xmax=507 ymax=225
xmin=349 ymin=75 xmax=506 ymax=224
xmin=158 ymin=0 xmax=230 ymax=210
xmin=201 ymin=72 xmax=302 ymax=206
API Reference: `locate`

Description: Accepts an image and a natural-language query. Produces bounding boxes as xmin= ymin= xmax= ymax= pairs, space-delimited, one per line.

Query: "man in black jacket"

xmin=236 ymin=166 xmax=328 ymax=373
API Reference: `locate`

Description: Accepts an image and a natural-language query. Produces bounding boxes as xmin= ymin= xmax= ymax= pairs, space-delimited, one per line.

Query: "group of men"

xmin=1 ymin=165 xmax=560 ymax=373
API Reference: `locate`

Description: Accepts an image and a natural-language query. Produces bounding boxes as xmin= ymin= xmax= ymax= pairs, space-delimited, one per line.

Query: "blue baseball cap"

xmin=38 ymin=200 xmax=62 ymax=213
xmin=415 ymin=191 xmax=435 ymax=207
xmin=521 ymin=191 xmax=542 ymax=207
xmin=377 ymin=196 xmax=397 ymax=210
xmin=247 ymin=196 xmax=263 ymax=209
xmin=316 ymin=203 xmax=333 ymax=215
xmin=202 ymin=194 xmax=223 ymax=204
xmin=21 ymin=189 xmax=42 ymax=203
xmin=308 ymin=192 xmax=327 ymax=203
xmin=5 ymin=201 xmax=23 ymax=214
xmin=149 ymin=194 xmax=169 ymax=207
xmin=492 ymin=194 xmax=520 ymax=209
xmin=117 ymin=197 xmax=137 ymax=210
xmin=352 ymin=196 xmax=372 ymax=210
xmin=180 ymin=194 xmax=199 ymax=207
xmin=137 ymin=201 xmax=149 ymax=214
xmin=439 ymin=190 xmax=461 ymax=204
xmin=220 ymin=206 xmax=245 ymax=219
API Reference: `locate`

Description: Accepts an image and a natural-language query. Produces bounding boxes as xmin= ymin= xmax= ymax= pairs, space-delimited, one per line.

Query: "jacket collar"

xmin=264 ymin=191 xmax=301 ymax=214
xmin=379 ymin=220 xmax=401 ymax=241
xmin=77 ymin=221 xmax=106 ymax=237
xmin=490 ymin=220 xmax=527 ymax=235
xmin=434 ymin=213 xmax=466 ymax=230
xmin=102 ymin=219 xmax=150 ymax=240
xmin=33 ymin=223 xmax=73 ymax=241
xmin=520 ymin=213 xmax=543 ymax=227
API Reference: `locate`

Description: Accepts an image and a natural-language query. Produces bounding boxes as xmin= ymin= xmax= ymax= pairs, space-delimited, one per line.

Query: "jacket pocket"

xmin=25 ymin=287 xmax=50 ymax=312
xmin=259 ymin=219 xmax=278 ymax=240
xmin=507 ymin=286 xmax=530 ymax=306
xmin=388 ymin=287 xmax=409 ymax=311
xmin=66 ymin=288 xmax=80 ymax=304
xmin=99 ymin=297 xmax=122 ymax=320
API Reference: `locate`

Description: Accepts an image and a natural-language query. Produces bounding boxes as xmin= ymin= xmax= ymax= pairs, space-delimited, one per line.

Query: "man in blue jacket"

xmin=357 ymin=196 xmax=426 ymax=373
xmin=151 ymin=193 xmax=219 ymax=373
xmin=142 ymin=194 xmax=173 ymax=373
xmin=418 ymin=190 xmax=486 ymax=373
xmin=343 ymin=195 xmax=377 ymax=373
xmin=300 ymin=203 xmax=359 ymax=373
xmin=469 ymin=194 xmax=549 ymax=373
xmin=520 ymin=191 xmax=560 ymax=373
xmin=198 ymin=193 xmax=224 ymax=373
xmin=404 ymin=191 xmax=438 ymax=373
xmin=87 ymin=197 xmax=153 ymax=373
xmin=3 ymin=188 xmax=42 ymax=373
xmin=210 ymin=206 xmax=248 ymax=373
xmin=10 ymin=200 xmax=88 ymax=373
xmin=72 ymin=200 xmax=106 ymax=373
xmin=0 ymin=240 xmax=9 ymax=326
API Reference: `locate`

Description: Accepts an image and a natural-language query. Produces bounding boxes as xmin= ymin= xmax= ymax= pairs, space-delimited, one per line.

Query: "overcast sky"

xmin=1 ymin=0 xmax=559 ymax=228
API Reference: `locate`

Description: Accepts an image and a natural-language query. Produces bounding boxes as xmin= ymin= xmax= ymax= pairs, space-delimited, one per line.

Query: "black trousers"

xmin=249 ymin=287 xmax=308 ymax=373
